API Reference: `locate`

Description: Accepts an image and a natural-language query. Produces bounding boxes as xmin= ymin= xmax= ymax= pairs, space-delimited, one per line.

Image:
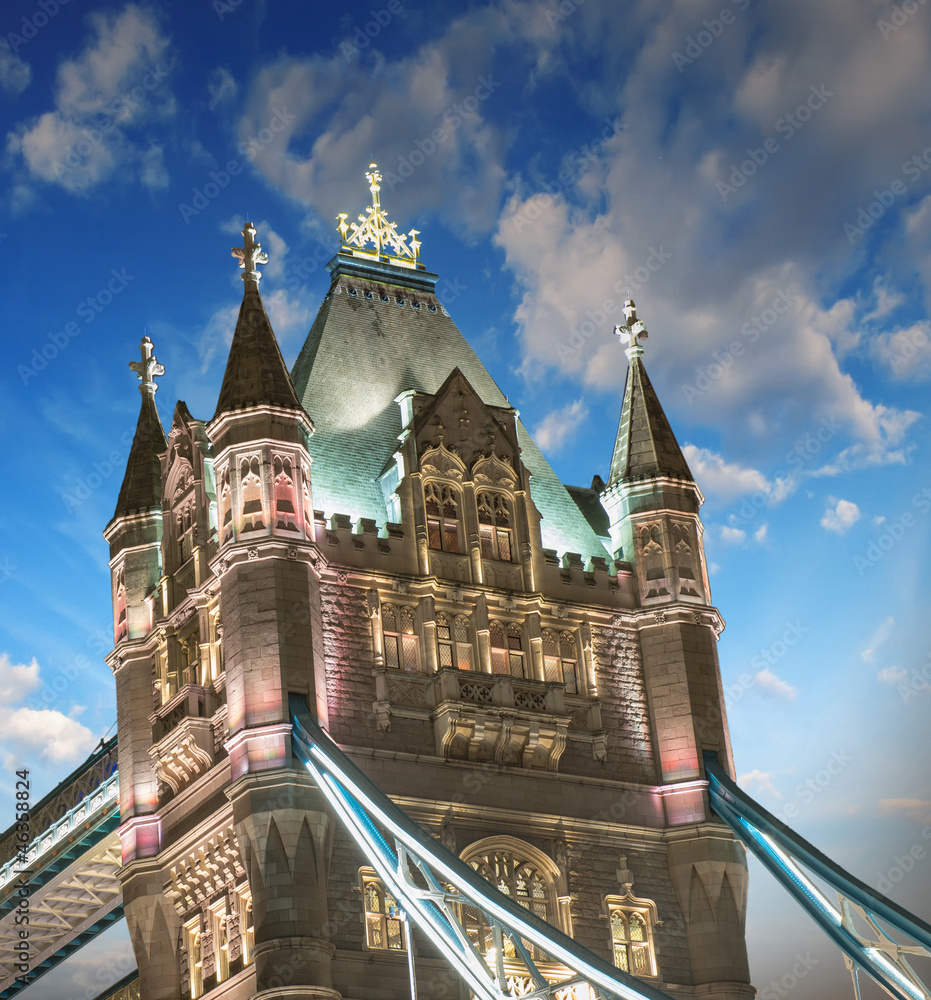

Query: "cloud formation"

xmin=821 ymin=498 xmax=861 ymax=534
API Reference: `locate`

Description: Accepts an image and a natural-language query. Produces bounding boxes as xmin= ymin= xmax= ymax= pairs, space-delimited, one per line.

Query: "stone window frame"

xmin=381 ymin=603 xmax=421 ymax=672
xmin=476 ymin=490 xmax=514 ymax=562
xmin=209 ymin=899 xmax=230 ymax=983
xmin=359 ymin=867 xmax=407 ymax=952
xmin=436 ymin=611 xmax=475 ymax=671
xmin=541 ymin=628 xmax=580 ymax=694
xmin=424 ymin=480 xmax=463 ymax=554
xmin=234 ymin=883 xmax=254 ymax=967
xmin=183 ymin=915 xmax=204 ymax=999
xmin=603 ymin=893 xmax=659 ymax=979
xmin=489 ymin=620 xmax=526 ymax=678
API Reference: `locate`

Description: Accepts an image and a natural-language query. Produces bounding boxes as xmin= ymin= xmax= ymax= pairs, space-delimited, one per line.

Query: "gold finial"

xmin=231 ymin=221 xmax=269 ymax=284
xmin=615 ymin=296 xmax=649 ymax=360
xmin=336 ymin=162 xmax=422 ymax=268
xmin=129 ymin=336 xmax=164 ymax=397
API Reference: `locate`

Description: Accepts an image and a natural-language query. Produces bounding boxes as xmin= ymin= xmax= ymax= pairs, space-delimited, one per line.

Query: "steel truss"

xmin=704 ymin=752 xmax=931 ymax=1000
xmin=290 ymin=696 xmax=675 ymax=1000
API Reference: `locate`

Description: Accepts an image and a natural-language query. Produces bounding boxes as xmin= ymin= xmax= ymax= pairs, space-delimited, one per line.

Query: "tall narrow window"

xmin=177 ymin=502 xmax=194 ymax=564
xmin=114 ymin=568 xmax=127 ymax=643
xmin=542 ymin=629 xmax=579 ymax=694
xmin=425 ymin=483 xmax=461 ymax=553
xmin=490 ymin=621 xmax=508 ymax=675
xmin=219 ymin=466 xmax=233 ymax=543
xmin=477 ymin=492 xmax=512 ymax=561
xmin=210 ymin=903 xmax=229 ymax=982
xmin=382 ymin=604 xmax=420 ymax=672
xmin=241 ymin=456 xmax=264 ymax=532
xmin=506 ymin=623 xmax=526 ymax=679
xmin=437 ymin=613 xmax=474 ymax=671
xmin=361 ymin=870 xmax=406 ymax=951
xmin=274 ymin=455 xmax=297 ymax=530
xmin=640 ymin=524 xmax=664 ymax=580
xmin=185 ymin=919 xmax=204 ymax=999
xmin=608 ymin=906 xmax=656 ymax=977
xmin=236 ymin=887 xmax=254 ymax=966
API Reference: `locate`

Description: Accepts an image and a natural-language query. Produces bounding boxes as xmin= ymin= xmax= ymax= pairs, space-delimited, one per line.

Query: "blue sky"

xmin=1 ymin=1 xmax=930 ymax=997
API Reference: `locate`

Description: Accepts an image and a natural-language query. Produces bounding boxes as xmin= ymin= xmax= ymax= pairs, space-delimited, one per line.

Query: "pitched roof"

xmin=607 ymin=354 xmax=694 ymax=486
xmin=112 ymin=391 xmax=168 ymax=520
xmin=291 ymin=255 xmax=612 ymax=563
xmin=213 ymin=282 xmax=302 ymax=418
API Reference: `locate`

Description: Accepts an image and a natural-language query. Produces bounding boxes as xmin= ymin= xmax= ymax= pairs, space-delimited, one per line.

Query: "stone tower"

xmin=106 ymin=168 xmax=754 ymax=1000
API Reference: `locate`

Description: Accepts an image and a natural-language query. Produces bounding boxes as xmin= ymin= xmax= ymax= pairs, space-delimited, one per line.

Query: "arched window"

xmin=235 ymin=885 xmax=254 ymax=967
xmin=477 ymin=492 xmax=513 ymax=562
xmin=185 ymin=918 xmax=204 ymax=999
xmin=210 ymin=902 xmax=229 ymax=982
xmin=274 ymin=455 xmax=297 ymax=530
xmin=461 ymin=843 xmax=561 ymax=962
xmin=489 ymin=622 xmax=525 ymax=677
xmin=240 ymin=456 xmax=264 ymax=532
xmin=640 ymin=524 xmax=664 ymax=581
xmin=301 ymin=464 xmax=312 ymax=528
xmin=114 ymin=567 xmax=127 ymax=643
xmin=177 ymin=501 xmax=194 ymax=564
xmin=542 ymin=629 xmax=579 ymax=694
xmin=436 ymin=613 xmax=474 ymax=671
xmin=425 ymin=483 xmax=461 ymax=553
xmin=219 ymin=465 xmax=233 ymax=543
xmin=360 ymin=869 xmax=406 ymax=951
xmin=608 ymin=904 xmax=656 ymax=977
xmin=382 ymin=604 xmax=420 ymax=672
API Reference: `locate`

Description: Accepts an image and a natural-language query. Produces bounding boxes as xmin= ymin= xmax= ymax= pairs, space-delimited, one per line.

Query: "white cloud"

xmin=208 ymin=66 xmax=238 ymax=109
xmin=879 ymin=798 xmax=931 ymax=825
xmin=0 ymin=39 xmax=30 ymax=96
xmin=821 ymin=498 xmax=861 ymax=534
xmin=682 ymin=445 xmax=770 ymax=498
xmin=7 ymin=5 xmax=174 ymax=195
xmin=877 ymin=666 xmax=907 ymax=684
xmin=861 ymin=616 xmax=895 ymax=662
xmin=754 ymin=524 xmax=768 ymax=543
xmin=0 ymin=654 xmax=40 ymax=702
xmin=532 ymin=399 xmax=589 ymax=454
xmin=754 ymin=668 xmax=799 ymax=700
xmin=872 ymin=320 xmax=931 ymax=381
xmin=720 ymin=526 xmax=746 ymax=544
xmin=739 ymin=769 xmax=780 ymax=797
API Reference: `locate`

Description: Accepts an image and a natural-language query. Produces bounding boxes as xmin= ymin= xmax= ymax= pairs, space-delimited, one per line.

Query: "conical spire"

xmin=607 ymin=298 xmax=693 ymax=485
xmin=112 ymin=337 xmax=168 ymax=519
xmin=213 ymin=222 xmax=302 ymax=418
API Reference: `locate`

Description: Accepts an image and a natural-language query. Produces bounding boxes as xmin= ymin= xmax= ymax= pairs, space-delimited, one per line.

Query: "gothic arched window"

xmin=436 ymin=613 xmax=474 ymax=671
xmin=640 ymin=524 xmax=664 ymax=581
xmin=608 ymin=904 xmax=656 ymax=977
xmin=542 ymin=629 xmax=579 ymax=694
xmin=425 ymin=482 xmax=461 ymax=553
xmin=114 ymin=567 xmax=127 ymax=643
xmin=382 ymin=604 xmax=420 ymax=672
xmin=240 ymin=456 xmax=264 ymax=532
xmin=477 ymin=492 xmax=512 ymax=561
xmin=360 ymin=868 xmax=406 ymax=951
xmin=461 ymin=843 xmax=560 ymax=962
xmin=489 ymin=622 xmax=525 ymax=678
xmin=219 ymin=465 xmax=233 ymax=543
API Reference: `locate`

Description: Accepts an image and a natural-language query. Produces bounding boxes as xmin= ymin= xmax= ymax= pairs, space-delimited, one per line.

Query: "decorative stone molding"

xmin=149 ymin=720 xmax=214 ymax=795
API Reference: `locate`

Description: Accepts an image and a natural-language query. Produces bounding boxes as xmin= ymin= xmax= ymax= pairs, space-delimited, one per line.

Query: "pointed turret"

xmin=112 ymin=337 xmax=168 ymax=520
xmin=607 ymin=299 xmax=693 ymax=485
xmin=213 ymin=222 xmax=301 ymax=418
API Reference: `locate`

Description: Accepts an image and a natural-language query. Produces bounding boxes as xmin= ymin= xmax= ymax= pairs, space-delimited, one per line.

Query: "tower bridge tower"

xmin=105 ymin=167 xmax=754 ymax=1000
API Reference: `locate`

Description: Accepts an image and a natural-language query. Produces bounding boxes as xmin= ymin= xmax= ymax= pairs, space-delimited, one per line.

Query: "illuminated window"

xmin=477 ymin=492 xmax=512 ymax=562
xmin=235 ymin=886 xmax=254 ymax=966
xmin=607 ymin=903 xmax=656 ymax=977
xmin=542 ymin=629 xmax=579 ymax=694
xmin=436 ymin=613 xmax=474 ymax=670
xmin=462 ymin=847 xmax=558 ymax=962
xmin=210 ymin=902 xmax=229 ymax=982
xmin=185 ymin=918 xmax=204 ymax=998
xmin=361 ymin=870 xmax=406 ymax=951
xmin=425 ymin=483 xmax=461 ymax=553
xmin=490 ymin=622 xmax=526 ymax=678
xmin=382 ymin=604 xmax=420 ymax=672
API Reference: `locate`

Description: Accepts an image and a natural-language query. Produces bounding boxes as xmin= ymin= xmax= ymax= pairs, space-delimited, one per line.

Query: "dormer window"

xmin=477 ymin=492 xmax=512 ymax=561
xmin=425 ymin=483 xmax=461 ymax=553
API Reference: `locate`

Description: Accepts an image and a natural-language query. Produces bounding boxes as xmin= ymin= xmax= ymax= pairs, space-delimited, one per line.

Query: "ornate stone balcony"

xmin=149 ymin=683 xmax=222 ymax=796
xmin=372 ymin=667 xmax=605 ymax=771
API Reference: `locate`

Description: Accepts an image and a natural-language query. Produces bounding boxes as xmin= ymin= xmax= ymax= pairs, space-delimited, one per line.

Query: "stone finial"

xmin=231 ymin=222 xmax=269 ymax=284
xmin=614 ymin=296 xmax=649 ymax=360
xmin=616 ymin=853 xmax=634 ymax=892
xmin=129 ymin=336 xmax=164 ymax=397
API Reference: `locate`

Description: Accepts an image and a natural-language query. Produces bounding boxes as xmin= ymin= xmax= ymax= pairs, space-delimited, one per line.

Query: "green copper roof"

xmin=291 ymin=254 xmax=612 ymax=564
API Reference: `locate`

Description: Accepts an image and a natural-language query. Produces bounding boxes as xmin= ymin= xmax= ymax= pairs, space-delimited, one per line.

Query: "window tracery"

xmin=273 ymin=455 xmax=297 ymax=530
xmin=542 ymin=629 xmax=579 ymax=694
xmin=607 ymin=902 xmax=656 ymax=977
xmin=436 ymin=612 xmax=474 ymax=670
xmin=425 ymin=482 xmax=461 ymax=553
xmin=240 ymin=456 xmax=264 ymax=532
xmin=490 ymin=621 xmax=526 ymax=678
xmin=477 ymin=491 xmax=513 ymax=561
xmin=382 ymin=604 xmax=420 ymax=672
xmin=360 ymin=868 xmax=406 ymax=951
